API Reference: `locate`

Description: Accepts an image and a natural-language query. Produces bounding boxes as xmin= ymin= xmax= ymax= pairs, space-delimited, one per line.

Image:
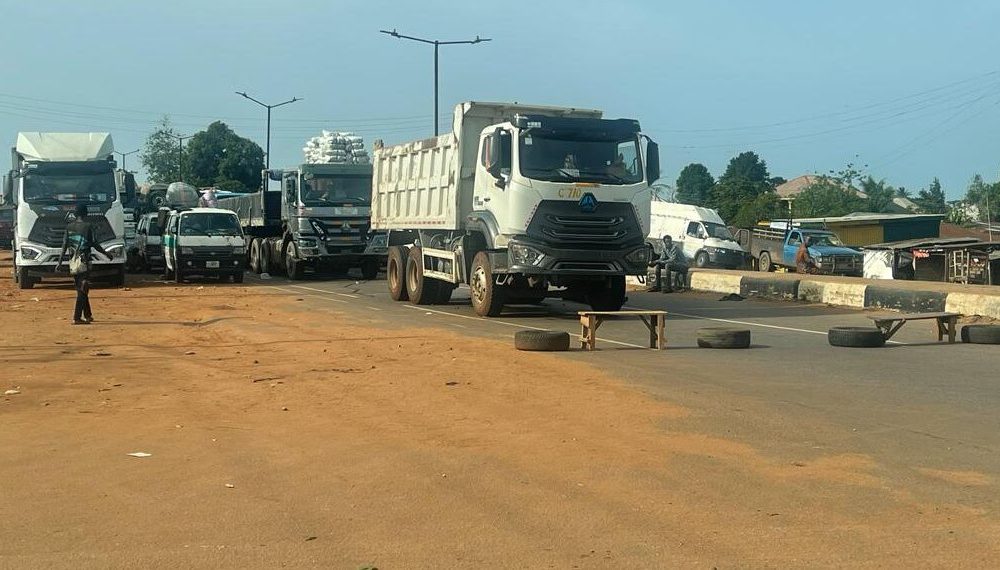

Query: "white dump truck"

xmin=3 ymin=132 xmax=127 ymax=288
xmin=372 ymin=102 xmax=660 ymax=316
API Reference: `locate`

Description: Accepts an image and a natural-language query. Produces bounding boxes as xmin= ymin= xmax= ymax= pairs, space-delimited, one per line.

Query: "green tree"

xmin=731 ymin=192 xmax=782 ymax=228
xmin=860 ymin=177 xmax=896 ymax=213
xmin=895 ymin=186 xmax=910 ymax=198
xmin=966 ymin=173 xmax=1000 ymax=223
xmin=793 ymin=176 xmax=866 ymax=217
xmin=184 ymin=121 xmax=265 ymax=192
xmin=706 ymin=151 xmax=775 ymax=223
xmin=674 ymin=163 xmax=714 ymax=206
xmin=140 ymin=116 xmax=183 ymax=184
xmin=914 ymin=177 xmax=947 ymax=214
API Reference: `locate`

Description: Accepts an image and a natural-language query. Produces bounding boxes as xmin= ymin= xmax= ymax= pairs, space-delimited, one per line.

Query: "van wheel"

xmin=695 ymin=251 xmax=709 ymax=268
xmin=174 ymin=265 xmax=184 ymax=283
xmin=759 ymin=251 xmax=773 ymax=272
xmin=470 ymin=251 xmax=505 ymax=317
xmin=387 ymin=246 xmax=409 ymax=301
xmin=232 ymin=272 xmax=244 ymax=284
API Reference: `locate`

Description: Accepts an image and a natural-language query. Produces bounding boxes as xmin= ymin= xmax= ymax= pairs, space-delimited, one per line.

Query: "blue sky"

xmin=1 ymin=0 xmax=998 ymax=198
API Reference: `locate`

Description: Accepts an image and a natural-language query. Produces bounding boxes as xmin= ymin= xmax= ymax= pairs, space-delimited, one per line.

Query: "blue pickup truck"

xmin=737 ymin=227 xmax=863 ymax=276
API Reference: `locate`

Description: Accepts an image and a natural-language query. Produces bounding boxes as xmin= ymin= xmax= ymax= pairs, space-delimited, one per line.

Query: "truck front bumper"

xmin=499 ymin=237 xmax=649 ymax=277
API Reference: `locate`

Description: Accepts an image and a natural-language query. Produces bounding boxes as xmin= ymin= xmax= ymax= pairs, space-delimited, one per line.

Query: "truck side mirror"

xmin=645 ymin=140 xmax=660 ymax=185
xmin=485 ymin=129 xmax=506 ymax=179
xmin=1 ymin=171 xmax=11 ymax=205
xmin=267 ymin=169 xmax=284 ymax=182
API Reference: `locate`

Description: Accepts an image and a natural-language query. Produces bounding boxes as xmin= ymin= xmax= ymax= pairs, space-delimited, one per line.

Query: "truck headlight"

xmin=181 ymin=247 xmax=194 ymax=255
xmin=625 ymin=246 xmax=651 ymax=265
xmin=233 ymin=246 xmax=246 ymax=255
xmin=510 ymin=243 xmax=544 ymax=265
xmin=297 ymin=238 xmax=318 ymax=249
xmin=105 ymin=244 xmax=125 ymax=259
xmin=19 ymin=246 xmax=42 ymax=260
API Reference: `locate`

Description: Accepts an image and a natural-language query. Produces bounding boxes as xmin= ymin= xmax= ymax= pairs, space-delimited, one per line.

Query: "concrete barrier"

xmin=797 ymin=279 xmax=826 ymax=303
xmin=818 ymin=282 xmax=868 ymax=308
xmin=689 ymin=272 xmax=743 ymax=295
xmin=741 ymin=275 xmax=799 ymax=300
xmin=945 ymin=293 xmax=1000 ymax=321
xmin=865 ymin=286 xmax=947 ymax=313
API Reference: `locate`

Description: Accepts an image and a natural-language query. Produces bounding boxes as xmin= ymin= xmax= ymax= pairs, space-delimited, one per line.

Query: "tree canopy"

xmin=859 ymin=177 xmax=897 ymax=214
xmin=705 ymin=151 xmax=776 ymax=224
xmin=913 ymin=178 xmax=947 ymax=214
xmin=140 ymin=116 xmax=183 ymax=184
xmin=674 ymin=163 xmax=714 ymax=206
xmin=793 ymin=177 xmax=865 ymax=218
xmin=184 ymin=122 xmax=265 ymax=192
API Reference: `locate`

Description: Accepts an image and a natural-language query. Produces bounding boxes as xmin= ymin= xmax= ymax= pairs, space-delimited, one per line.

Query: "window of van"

xmin=686 ymin=222 xmax=703 ymax=238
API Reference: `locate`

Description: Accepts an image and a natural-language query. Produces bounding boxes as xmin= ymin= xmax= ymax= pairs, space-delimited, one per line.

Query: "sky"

xmin=1 ymin=0 xmax=998 ymax=199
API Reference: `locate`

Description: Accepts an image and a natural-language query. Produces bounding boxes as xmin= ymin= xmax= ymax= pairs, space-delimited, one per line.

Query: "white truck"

xmin=372 ymin=102 xmax=660 ymax=316
xmin=3 ymin=133 xmax=127 ymax=289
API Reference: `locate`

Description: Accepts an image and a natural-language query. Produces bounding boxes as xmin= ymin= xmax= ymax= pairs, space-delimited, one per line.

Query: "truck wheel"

xmin=470 ymin=251 xmax=505 ymax=317
xmin=827 ymin=326 xmax=885 ymax=348
xmin=249 ymin=239 xmax=261 ymax=274
xmin=434 ymin=283 xmax=456 ymax=304
xmin=695 ymin=251 xmax=709 ymax=268
xmin=514 ymin=330 xmax=570 ymax=351
xmin=387 ymin=246 xmax=409 ymax=301
xmin=17 ymin=267 xmax=34 ymax=290
xmin=405 ymin=246 xmax=441 ymax=305
xmin=586 ymin=276 xmax=626 ymax=312
xmin=696 ymin=327 xmax=751 ymax=349
xmin=360 ymin=258 xmax=380 ymax=281
xmin=259 ymin=242 xmax=271 ymax=275
xmin=286 ymin=244 xmax=304 ymax=281
xmin=961 ymin=325 xmax=1000 ymax=344
xmin=759 ymin=251 xmax=773 ymax=272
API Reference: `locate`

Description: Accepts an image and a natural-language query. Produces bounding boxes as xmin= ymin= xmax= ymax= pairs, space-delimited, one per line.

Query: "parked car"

xmin=134 ymin=212 xmax=164 ymax=271
xmin=162 ymin=208 xmax=246 ymax=283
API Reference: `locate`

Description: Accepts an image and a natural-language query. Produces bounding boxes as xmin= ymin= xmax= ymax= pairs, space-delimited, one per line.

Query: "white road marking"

xmin=366 ymin=306 xmax=383 ymax=312
xmin=291 ymin=285 xmax=359 ymax=299
xmin=272 ymin=286 xmax=347 ymax=303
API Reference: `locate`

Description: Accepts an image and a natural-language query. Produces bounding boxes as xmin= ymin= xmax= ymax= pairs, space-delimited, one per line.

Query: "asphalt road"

xmin=247 ymin=271 xmax=1000 ymax=514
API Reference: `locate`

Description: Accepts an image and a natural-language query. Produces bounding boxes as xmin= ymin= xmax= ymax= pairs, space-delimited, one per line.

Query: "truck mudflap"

xmin=501 ymin=237 xmax=649 ymax=277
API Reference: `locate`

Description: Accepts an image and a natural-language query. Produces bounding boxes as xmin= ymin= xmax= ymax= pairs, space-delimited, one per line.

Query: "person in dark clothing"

xmin=648 ymin=235 xmax=688 ymax=292
xmin=56 ymin=203 xmax=109 ymax=325
xmin=795 ymin=237 xmax=818 ymax=274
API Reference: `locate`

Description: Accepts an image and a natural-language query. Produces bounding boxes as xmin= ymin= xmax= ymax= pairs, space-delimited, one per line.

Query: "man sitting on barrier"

xmin=648 ymin=235 xmax=688 ymax=293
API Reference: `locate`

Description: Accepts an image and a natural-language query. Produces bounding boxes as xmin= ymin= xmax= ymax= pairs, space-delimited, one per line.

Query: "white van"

xmin=162 ymin=208 xmax=246 ymax=283
xmin=648 ymin=203 xmax=747 ymax=268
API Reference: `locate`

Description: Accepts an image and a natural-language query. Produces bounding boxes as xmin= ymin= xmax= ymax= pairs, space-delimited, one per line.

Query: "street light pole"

xmin=380 ymin=29 xmax=491 ymax=136
xmin=114 ymin=149 xmax=139 ymax=171
xmin=235 ymin=92 xmax=301 ymax=171
xmin=170 ymin=134 xmax=192 ymax=182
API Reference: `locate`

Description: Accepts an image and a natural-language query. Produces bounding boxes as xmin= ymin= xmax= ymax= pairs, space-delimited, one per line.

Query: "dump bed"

xmin=370 ymin=101 xmax=602 ymax=231
xmin=217 ymin=191 xmax=281 ymax=229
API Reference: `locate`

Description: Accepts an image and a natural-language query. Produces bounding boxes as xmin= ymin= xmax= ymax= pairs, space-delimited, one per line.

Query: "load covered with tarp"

xmin=165 ymin=182 xmax=200 ymax=208
xmin=303 ymin=131 xmax=369 ymax=164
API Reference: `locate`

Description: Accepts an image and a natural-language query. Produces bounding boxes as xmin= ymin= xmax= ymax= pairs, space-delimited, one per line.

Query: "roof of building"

xmin=773 ymin=212 xmax=945 ymax=226
xmin=775 ymin=175 xmax=918 ymax=213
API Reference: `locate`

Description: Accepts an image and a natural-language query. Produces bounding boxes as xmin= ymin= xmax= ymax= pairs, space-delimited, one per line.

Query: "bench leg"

xmin=580 ymin=315 xmax=600 ymax=351
xmin=656 ymin=315 xmax=666 ymax=349
xmin=947 ymin=317 xmax=957 ymax=344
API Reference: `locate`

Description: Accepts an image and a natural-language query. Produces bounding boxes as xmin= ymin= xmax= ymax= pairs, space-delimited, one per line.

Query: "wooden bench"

xmin=579 ymin=310 xmax=667 ymax=351
xmin=868 ymin=312 xmax=961 ymax=343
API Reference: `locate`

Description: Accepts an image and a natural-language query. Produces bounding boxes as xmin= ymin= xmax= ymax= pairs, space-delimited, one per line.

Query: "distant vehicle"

xmin=0 ymin=206 xmax=13 ymax=248
xmin=4 ymin=132 xmax=127 ymax=289
xmin=162 ymin=208 xmax=246 ymax=283
xmin=133 ymin=212 xmax=164 ymax=271
xmin=371 ymin=101 xmax=660 ymax=316
xmin=216 ymin=162 xmax=385 ymax=280
xmin=648 ymin=203 xmax=747 ymax=269
xmin=736 ymin=226 xmax=862 ymax=275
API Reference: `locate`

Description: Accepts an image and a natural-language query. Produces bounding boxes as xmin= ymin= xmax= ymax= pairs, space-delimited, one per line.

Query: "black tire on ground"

xmin=827 ymin=326 xmax=886 ymax=348
xmin=16 ymin=267 xmax=34 ymax=289
xmin=232 ymin=272 xmax=244 ymax=284
xmin=514 ymin=330 xmax=570 ymax=351
xmin=360 ymin=258 xmax=380 ymax=281
xmin=759 ymin=251 xmax=773 ymax=272
xmin=695 ymin=250 xmax=709 ymax=268
xmin=387 ymin=246 xmax=408 ymax=301
xmin=285 ymin=244 xmax=304 ymax=280
xmin=696 ymin=327 xmax=752 ymax=349
xmin=249 ymin=239 xmax=261 ymax=274
xmin=470 ymin=251 xmax=504 ymax=317
xmin=405 ymin=246 xmax=439 ymax=305
xmin=586 ymin=275 xmax=626 ymax=312
xmin=961 ymin=325 xmax=1000 ymax=344
xmin=259 ymin=242 xmax=271 ymax=275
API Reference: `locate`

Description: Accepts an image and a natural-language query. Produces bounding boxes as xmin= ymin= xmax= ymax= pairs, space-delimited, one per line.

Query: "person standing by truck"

xmin=795 ymin=237 xmax=819 ymax=274
xmin=56 ymin=203 xmax=110 ymax=324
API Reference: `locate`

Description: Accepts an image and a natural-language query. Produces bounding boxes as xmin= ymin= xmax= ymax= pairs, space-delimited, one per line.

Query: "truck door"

xmin=784 ymin=231 xmax=802 ymax=265
xmin=474 ymin=128 xmax=512 ymax=226
xmin=282 ymin=173 xmax=298 ymax=221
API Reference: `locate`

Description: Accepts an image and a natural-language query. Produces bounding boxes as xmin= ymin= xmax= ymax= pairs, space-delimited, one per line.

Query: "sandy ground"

xmin=1 ymin=252 xmax=998 ymax=569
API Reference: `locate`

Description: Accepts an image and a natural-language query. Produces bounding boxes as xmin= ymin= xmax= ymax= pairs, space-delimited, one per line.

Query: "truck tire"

xmin=259 ymin=242 xmax=271 ymax=275
xmin=696 ymin=327 xmax=751 ymax=349
xmin=405 ymin=246 xmax=441 ymax=305
xmin=961 ymin=325 xmax=1000 ymax=344
xmin=387 ymin=246 xmax=409 ymax=301
xmin=759 ymin=251 xmax=773 ymax=272
xmin=249 ymin=239 xmax=261 ymax=274
xmin=360 ymin=258 xmax=380 ymax=281
xmin=17 ymin=267 xmax=34 ymax=290
xmin=586 ymin=276 xmax=626 ymax=312
xmin=285 ymin=244 xmax=304 ymax=281
xmin=110 ymin=267 xmax=125 ymax=288
xmin=827 ymin=326 xmax=885 ymax=348
xmin=434 ymin=283 xmax=456 ymax=304
xmin=514 ymin=330 xmax=570 ymax=352
xmin=695 ymin=250 xmax=709 ymax=268
xmin=470 ymin=251 xmax=505 ymax=317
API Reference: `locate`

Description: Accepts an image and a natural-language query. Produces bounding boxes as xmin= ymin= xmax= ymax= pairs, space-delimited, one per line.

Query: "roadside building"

xmin=770 ymin=213 xmax=945 ymax=247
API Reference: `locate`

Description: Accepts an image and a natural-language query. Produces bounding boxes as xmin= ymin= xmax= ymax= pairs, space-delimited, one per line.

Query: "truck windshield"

xmin=705 ymin=222 xmax=734 ymax=241
xmin=301 ymin=175 xmax=371 ymax=206
xmin=23 ymin=166 xmax=115 ymax=204
xmin=518 ymin=134 xmax=643 ymax=185
xmin=180 ymin=213 xmax=242 ymax=237
xmin=806 ymin=233 xmax=844 ymax=247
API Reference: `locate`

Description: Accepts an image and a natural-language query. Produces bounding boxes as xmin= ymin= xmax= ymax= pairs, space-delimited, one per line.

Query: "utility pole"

xmin=235 ymin=92 xmax=301 ymax=171
xmin=170 ymin=134 xmax=192 ymax=182
xmin=114 ymin=149 xmax=139 ymax=171
xmin=380 ymin=29 xmax=491 ymax=136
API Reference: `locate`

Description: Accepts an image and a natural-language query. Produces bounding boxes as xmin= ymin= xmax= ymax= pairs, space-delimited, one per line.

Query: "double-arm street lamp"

xmin=235 ymin=92 xmax=302 ymax=171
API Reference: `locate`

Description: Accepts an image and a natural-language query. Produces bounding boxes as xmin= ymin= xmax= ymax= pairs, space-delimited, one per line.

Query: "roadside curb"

xmin=687 ymin=270 xmax=1000 ymax=320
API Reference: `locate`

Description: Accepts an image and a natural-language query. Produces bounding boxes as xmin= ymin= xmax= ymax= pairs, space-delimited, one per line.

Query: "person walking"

xmin=55 ymin=203 xmax=110 ymax=325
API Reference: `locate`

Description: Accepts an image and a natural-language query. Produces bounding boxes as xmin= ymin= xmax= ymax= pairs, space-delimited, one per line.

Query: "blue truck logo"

xmin=579 ymin=192 xmax=598 ymax=213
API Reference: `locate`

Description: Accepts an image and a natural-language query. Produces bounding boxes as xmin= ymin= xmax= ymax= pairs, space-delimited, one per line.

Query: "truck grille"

xmin=310 ymin=217 xmax=370 ymax=243
xmin=526 ymin=201 xmax=643 ymax=250
xmin=27 ymin=215 xmax=115 ymax=247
